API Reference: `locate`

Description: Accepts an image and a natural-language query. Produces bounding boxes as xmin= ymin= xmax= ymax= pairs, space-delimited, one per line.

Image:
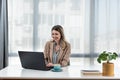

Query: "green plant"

xmin=97 ymin=51 xmax=118 ymax=63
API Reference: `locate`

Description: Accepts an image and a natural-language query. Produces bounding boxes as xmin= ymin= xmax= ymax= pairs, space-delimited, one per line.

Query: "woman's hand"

xmin=46 ymin=63 xmax=54 ymax=67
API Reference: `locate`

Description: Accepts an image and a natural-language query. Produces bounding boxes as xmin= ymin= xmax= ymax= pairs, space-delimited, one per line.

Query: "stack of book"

xmin=81 ymin=70 xmax=102 ymax=76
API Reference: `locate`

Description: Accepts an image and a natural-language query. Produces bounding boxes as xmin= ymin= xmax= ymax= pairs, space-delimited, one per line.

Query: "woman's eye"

xmin=52 ymin=33 xmax=54 ymax=35
xmin=52 ymin=33 xmax=58 ymax=35
xmin=55 ymin=33 xmax=58 ymax=35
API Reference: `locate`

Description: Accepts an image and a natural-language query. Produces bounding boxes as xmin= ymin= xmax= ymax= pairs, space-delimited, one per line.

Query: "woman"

xmin=44 ymin=25 xmax=71 ymax=67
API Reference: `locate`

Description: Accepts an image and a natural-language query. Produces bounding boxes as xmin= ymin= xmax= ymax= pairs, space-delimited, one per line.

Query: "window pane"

xmin=8 ymin=0 xmax=34 ymax=55
xmin=94 ymin=0 xmax=120 ymax=53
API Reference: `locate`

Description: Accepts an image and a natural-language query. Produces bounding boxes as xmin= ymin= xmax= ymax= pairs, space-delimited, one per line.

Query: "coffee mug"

xmin=53 ymin=64 xmax=61 ymax=70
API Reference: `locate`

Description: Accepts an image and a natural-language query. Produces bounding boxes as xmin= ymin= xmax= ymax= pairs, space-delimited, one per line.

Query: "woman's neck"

xmin=55 ymin=41 xmax=60 ymax=45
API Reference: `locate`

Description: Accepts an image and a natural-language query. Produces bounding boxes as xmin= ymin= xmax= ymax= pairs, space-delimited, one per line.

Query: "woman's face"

xmin=52 ymin=30 xmax=61 ymax=42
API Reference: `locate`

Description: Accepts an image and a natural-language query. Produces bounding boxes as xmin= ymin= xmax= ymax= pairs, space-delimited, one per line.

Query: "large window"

xmin=8 ymin=0 xmax=120 ymax=66
xmin=8 ymin=0 xmax=85 ymax=56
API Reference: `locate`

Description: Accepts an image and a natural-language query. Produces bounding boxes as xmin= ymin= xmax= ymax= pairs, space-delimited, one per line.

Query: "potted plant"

xmin=97 ymin=51 xmax=118 ymax=76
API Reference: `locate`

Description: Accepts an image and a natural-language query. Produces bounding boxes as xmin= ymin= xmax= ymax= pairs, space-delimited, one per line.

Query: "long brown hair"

xmin=51 ymin=25 xmax=67 ymax=49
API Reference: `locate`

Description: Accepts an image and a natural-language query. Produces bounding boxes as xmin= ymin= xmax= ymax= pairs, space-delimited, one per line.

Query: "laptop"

xmin=18 ymin=51 xmax=53 ymax=71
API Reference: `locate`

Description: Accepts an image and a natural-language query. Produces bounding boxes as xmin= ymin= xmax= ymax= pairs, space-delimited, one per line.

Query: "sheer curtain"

xmin=8 ymin=0 xmax=86 ymax=66
xmin=8 ymin=0 xmax=34 ymax=56
xmin=8 ymin=0 xmax=120 ymax=66
xmin=8 ymin=0 xmax=85 ymax=56
xmin=94 ymin=0 xmax=120 ymax=64
xmin=94 ymin=0 xmax=120 ymax=53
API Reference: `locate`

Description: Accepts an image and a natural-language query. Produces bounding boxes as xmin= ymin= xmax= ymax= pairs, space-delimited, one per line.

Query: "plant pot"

xmin=102 ymin=63 xmax=114 ymax=76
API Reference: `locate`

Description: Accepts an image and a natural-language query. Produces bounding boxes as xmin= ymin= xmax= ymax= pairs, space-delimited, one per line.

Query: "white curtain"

xmin=8 ymin=0 xmax=85 ymax=56
xmin=94 ymin=0 xmax=120 ymax=53
xmin=8 ymin=0 xmax=120 ymax=65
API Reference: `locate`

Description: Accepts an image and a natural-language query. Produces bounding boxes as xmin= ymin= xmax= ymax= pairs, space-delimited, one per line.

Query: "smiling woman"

xmin=44 ymin=25 xmax=71 ymax=67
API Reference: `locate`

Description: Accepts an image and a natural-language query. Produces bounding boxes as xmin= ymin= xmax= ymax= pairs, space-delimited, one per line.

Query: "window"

xmin=8 ymin=0 xmax=85 ymax=56
xmin=94 ymin=0 xmax=120 ymax=53
xmin=8 ymin=0 xmax=34 ymax=56
xmin=8 ymin=0 xmax=120 ymax=66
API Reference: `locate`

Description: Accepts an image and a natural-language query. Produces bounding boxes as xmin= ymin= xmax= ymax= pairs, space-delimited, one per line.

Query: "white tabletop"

xmin=0 ymin=64 xmax=120 ymax=79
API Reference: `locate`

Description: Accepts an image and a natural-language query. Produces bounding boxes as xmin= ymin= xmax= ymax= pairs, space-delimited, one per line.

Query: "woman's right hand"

xmin=46 ymin=63 xmax=54 ymax=67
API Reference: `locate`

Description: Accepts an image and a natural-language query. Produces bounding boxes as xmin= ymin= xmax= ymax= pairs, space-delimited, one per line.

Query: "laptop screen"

xmin=18 ymin=51 xmax=51 ymax=70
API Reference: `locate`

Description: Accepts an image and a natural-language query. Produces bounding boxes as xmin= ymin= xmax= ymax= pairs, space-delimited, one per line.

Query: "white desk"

xmin=0 ymin=64 xmax=120 ymax=80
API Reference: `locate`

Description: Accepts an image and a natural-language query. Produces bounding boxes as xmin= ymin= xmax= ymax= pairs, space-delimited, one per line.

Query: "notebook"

xmin=81 ymin=70 xmax=101 ymax=75
xmin=18 ymin=51 xmax=53 ymax=71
